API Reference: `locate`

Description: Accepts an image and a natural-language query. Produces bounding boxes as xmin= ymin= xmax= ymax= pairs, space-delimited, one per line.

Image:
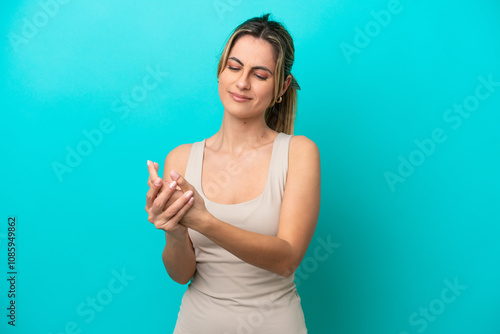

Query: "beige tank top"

xmin=184 ymin=132 xmax=298 ymax=306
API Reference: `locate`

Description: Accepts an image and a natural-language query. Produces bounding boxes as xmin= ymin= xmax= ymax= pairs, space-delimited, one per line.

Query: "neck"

xmin=208 ymin=109 xmax=277 ymax=157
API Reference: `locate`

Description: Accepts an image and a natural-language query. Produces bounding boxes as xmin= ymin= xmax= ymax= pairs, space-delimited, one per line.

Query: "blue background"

xmin=2 ymin=0 xmax=499 ymax=333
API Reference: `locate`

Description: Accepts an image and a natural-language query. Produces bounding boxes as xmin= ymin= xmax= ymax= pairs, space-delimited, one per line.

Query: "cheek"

xmin=217 ymin=77 xmax=231 ymax=104
xmin=217 ymin=74 xmax=226 ymax=91
xmin=218 ymin=72 xmax=231 ymax=90
xmin=255 ymin=84 xmax=275 ymax=103
xmin=217 ymin=83 xmax=225 ymax=102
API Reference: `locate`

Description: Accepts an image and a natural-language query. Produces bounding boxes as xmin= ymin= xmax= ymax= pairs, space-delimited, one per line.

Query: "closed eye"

xmin=228 ymin=66 xmax=267 ymax=80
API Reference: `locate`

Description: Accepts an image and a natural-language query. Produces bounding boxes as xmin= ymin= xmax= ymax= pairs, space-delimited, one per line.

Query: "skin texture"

xmin=145 ymin=35 xmax=321 ymax=282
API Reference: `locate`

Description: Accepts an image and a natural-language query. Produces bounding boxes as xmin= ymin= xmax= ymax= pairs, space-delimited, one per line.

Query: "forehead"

xmin=229 ymin=35 xmax=276 ymax=68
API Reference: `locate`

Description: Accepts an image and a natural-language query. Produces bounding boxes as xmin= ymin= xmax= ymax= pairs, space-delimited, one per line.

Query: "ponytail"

xmin=265 ymin=74 xmax=300 ymax=135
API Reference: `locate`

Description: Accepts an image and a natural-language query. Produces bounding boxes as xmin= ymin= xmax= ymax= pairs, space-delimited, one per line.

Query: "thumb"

xmin=170 ymin=170 xmax=194 ymax=192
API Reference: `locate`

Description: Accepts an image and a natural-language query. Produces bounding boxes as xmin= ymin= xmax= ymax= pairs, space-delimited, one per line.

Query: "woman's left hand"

xmin=168 ymin=170 xmax=210 ymax=230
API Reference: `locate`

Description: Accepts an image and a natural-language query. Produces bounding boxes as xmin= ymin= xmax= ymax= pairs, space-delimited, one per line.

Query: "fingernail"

xmin=154 ymin=178 xmax=162 ymax=186
xmin=184 ymin=190 xmax=193 ymax=198
xmin=171 ymin=170 xmax=180 ymax=180
xmin=169 ymin=181 xmax=177 ymax=189
xmin=147 ymin=160 xmax=151 ymax=166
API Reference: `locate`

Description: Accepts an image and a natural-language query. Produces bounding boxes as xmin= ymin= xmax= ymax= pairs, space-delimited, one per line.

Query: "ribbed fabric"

xmin=173 ymin=132 xmax=307 ymax=334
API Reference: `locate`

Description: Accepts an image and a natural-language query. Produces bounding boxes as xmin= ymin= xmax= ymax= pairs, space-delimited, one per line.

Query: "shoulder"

xmin=163 ymin=142 xmax=195 ymax=180
xmin=166 ymin=142 xmax=193 ymax=162
xmin=288 ymin=135 xmax=320 ymax=161
xmin=287 ymin=135 xmax=321 ymax=181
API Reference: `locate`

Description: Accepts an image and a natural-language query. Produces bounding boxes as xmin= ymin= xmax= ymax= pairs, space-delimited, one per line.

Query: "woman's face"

xmin=218 ymin=35 xmax=277 ymax=120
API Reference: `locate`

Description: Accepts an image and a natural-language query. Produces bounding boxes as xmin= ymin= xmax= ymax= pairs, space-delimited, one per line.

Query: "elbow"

xmin=277 ymin=242 xmax=302 ymax=278
xmin=280 ymin=271 xmax=294 ymax=279
xmin=277 ymin=244 xmax=301 ymax=278
xmin=279 ymin=261 xmax=300 ymax=278
xmin=166 ymin=270 xmax=194 ymax=285
xmin=174 ymin=277 xmax=191 ymax=285
xmin=165 ymin=262 xmax=196 ymax=285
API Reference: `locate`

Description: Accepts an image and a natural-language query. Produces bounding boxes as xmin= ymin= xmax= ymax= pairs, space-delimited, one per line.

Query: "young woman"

xmin=145 ymin=13 xmax=320 ymax=333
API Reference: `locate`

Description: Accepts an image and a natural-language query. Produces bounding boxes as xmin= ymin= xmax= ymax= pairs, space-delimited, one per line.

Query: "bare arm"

xmin=146 ymin=145 xmax=197 ymax=285
xmin=161 ymin=145 xmax=196 ymax=284
xmin=162 ymin=230 xmax=196 ymax=285
xmin=183 ymin=136 xmax=321 ymax=277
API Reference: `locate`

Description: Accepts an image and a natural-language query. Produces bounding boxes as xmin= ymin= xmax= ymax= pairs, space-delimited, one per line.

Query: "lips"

xmin=229 ymin=91 xmax=252 ymax=102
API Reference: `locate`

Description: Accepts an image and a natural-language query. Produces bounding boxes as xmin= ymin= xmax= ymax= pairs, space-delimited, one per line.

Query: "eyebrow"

xmin=228 ymin=57 xmax=273 ymax=75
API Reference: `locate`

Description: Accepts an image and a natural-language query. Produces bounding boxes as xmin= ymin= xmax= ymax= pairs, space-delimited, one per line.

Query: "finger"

xmin=158 ymin=193 xmax=194 ymax=229
xmin=146 ymin=179 xmax=165 ymax=211
xmin=150 ymin=180 xmax=179 ymax=215
xmin=170 ymin=170 xmax=194 ymax=193
xmin=147 ymin=160 xmax=162 ymax=186
xmin=159 ymin=190 xmax=194 ymax=222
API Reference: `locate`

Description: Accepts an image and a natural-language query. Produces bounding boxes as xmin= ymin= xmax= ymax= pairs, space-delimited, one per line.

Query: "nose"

xmin=235 ymin=70 xmax=250 ymax=90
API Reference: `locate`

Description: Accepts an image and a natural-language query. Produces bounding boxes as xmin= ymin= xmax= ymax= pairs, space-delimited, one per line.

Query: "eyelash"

xmin=228 ymin=66 xmax=267 ymax=80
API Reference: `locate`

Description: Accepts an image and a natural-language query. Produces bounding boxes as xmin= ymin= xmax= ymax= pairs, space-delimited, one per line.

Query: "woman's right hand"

xmin=145 ymin=160 xmax=194 ymax=239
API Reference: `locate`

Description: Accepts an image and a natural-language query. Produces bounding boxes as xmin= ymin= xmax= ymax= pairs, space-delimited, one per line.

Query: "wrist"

xmin=165 ymin=229 xmax=189 ymax=243
xmin=197 ymin=211 xmax=215 ymax=236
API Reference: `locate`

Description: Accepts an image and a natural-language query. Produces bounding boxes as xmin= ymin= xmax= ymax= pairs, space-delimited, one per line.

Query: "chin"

xmin=222 ymin=103 xmax=260 ymax=120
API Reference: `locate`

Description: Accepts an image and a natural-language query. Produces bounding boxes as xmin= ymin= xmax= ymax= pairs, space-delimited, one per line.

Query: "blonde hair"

xmin=216 ymin=13 xmax=301 ymax=135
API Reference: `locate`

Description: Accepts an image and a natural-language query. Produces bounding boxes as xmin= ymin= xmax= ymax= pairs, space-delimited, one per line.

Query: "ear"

xmin=280 ymin=74 xmax=292 ymax=97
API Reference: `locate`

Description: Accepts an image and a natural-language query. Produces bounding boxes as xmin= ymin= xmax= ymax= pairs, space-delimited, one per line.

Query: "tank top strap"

xmin=184 ymin=139 xmax=204 ymax=192
xmin=269 ymin=132 xmax=293 ymax=199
